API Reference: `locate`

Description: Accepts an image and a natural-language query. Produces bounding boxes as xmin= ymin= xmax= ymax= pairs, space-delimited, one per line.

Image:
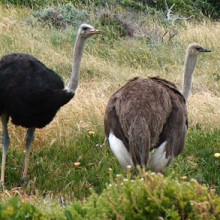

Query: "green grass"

xmin=170 ymin=129 xmax=220 ymax=193
xmin=3 ymin=130 xmax=123 ymax=198
xmin=2 ymin=128 xmax=220 ymax=200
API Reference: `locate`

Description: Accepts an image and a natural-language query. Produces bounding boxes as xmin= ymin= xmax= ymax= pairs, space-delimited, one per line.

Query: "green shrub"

xmin=195 ymin=0 xmax=220 ymax=18
xmin=0 ymin=0 xmax=71 ymax=8
xmin=1 ymin=0 xmax=220 ymax=19
xmin=67 ymin=172 xmax=220 ymax=219
xmin=1 ymin=173 xmax=220 ymax=219
xmin=98 ymin=13 xmax=129 ymax=39
xmin=33 ymin=4 xmax=89 ymax=28
xmin=0 ymin=0 xmax=51 ymax=8
xmin=0 ymin=196 xmax=43 ymax=220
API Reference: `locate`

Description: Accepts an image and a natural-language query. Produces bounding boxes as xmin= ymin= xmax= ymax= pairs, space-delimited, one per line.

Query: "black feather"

xmin=0 ymin=53 xmax=74 ymax=128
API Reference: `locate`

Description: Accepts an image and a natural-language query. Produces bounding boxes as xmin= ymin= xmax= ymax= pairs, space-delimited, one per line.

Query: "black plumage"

xmin=0 ymin=23 xmax=100 ymax=188
xmin=0 ymin=53 xmax=74 ymax=128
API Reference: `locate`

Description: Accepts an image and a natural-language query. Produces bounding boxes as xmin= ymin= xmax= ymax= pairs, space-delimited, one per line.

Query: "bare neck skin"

xmin=181 ymin=53 xmax=197 ymax=101
xmin=65 ymin=35 xmax=86 ymax=93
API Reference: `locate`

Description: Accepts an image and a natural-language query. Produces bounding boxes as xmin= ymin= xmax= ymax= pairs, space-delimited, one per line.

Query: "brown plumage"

xmin=104 ymin=43 xmax=211 ymax=172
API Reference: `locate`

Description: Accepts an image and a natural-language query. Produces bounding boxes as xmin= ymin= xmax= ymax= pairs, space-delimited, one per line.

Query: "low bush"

xmin=0 ymin=0 xmax=70 ymax=8
xmin=67 ymin=172 xmax=220 ymax=219
xmin=32 ymin=4 xmax=89 ymax=28
xmin=1 ymin=173 xmax=220 ymax=219
xmin=0 ymin=196 xmax=43 ymax=220
xmin=1 ymin=0 xmax=220 ymax=19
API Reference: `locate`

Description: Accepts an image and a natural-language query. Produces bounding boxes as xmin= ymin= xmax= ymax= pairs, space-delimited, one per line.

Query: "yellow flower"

xmin=74 ymin=162 xmax=80 ymax=167
xmin=181 ymin=176 xmax=188 ymax=180
xmin=88 ymin=131 xmax=95 ymax=136
xmin=214 ymin=153 xmax=220 ymax=158
xmin=4 ymin=205 xmax=14 ymax=216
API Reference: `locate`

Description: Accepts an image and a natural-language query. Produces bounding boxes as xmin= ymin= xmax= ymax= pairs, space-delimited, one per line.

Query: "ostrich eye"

xmin=82 ymin=26 xmax=89 ymax=31
xmin=195 ymin=47 xmax=202 ymax=51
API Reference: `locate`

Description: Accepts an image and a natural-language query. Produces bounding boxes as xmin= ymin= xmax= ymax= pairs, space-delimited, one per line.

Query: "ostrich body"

xmin=104 ymin=43 xmax=211 ymax=172
xmin=0 ymin=24 xmax=100 ymax=188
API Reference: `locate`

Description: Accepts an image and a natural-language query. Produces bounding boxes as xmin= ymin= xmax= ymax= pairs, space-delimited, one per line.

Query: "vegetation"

xmin=0 ymin=1 xmax=220 ymax=219
xmin=1 ymin=173 xmax=220 ymax=219
xmin=66 ymin=172 xmax=220 ymax=220
xmin=1 ymin=0 xmax=220 ymax=18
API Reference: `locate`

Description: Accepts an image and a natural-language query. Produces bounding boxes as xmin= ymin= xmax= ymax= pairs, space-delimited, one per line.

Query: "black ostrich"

xmin=0 ymin=24 xmax=100 ymax=188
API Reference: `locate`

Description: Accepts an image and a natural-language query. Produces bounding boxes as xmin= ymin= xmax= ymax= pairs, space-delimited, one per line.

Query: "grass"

xmin=170 ymin=129 xmax=220 ymax=193
xmin=0 ymin=3 xmax=220 ymax=216
xmin=2 ymin=128 xmax=220 ymax=197
xmin=3 ymin=131 xmax=121 ymax=196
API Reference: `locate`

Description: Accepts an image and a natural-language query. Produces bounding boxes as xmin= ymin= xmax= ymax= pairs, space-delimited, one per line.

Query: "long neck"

xmin=66 ymin=35 xmax=86 ymax=93
xmin=181 ymin=54 xmax=197 ymax=101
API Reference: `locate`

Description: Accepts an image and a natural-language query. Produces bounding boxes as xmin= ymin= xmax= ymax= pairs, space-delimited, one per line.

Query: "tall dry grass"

xmin=0 ymin=5 xmax=220 ymax=152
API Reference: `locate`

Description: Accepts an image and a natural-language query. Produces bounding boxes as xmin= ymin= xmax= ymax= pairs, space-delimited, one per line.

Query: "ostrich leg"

xmin=20 ymin=127 xmax=35 ymax=185
xmin=0 ymin=113 xmax=10 ymax=190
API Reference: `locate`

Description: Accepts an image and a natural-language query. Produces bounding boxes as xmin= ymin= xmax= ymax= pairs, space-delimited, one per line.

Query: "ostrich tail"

xmin=128 ymin=117 xmax=151 ymax=168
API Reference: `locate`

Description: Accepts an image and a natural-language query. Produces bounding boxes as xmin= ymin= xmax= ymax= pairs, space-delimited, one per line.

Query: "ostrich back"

xmin=104 ymin=77 xmax=187 ymax=166
xmin=0 ymin=53 xmax=74 ymax=128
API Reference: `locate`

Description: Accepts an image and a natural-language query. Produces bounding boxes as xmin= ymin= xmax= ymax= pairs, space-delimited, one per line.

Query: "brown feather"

xmin=104 ymin=43 xmax=210 ymax=172
xmin=104 ymin=77 xmax=187 ymax=171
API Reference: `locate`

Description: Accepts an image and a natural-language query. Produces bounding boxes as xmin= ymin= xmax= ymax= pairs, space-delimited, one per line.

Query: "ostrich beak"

xmin=89 ymin=29 xmax=101 ymax=35
xmin=202 ymin=48 xmax=211 ymax=52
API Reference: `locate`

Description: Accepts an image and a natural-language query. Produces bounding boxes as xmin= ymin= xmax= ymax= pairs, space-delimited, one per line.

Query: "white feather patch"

xmin=149 ymin=141 xmax=172 ymax=173
xmin=108 ymin=132 xmax=133 ymax=169
xmin=64 ymin=87 xmax=75 ymax=94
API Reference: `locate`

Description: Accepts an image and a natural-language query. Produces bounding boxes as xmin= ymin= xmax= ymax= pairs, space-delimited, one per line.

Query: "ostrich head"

xmin=187 ymin=43 xmax=211 ymax=56
xmin=78 ymin=24 xmax=100 ymax=38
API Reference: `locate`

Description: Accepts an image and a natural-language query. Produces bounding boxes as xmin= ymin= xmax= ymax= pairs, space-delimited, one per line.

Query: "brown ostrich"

xmin=104 ymin=43 xmax=211 ymax=172
xmin=0 ymin=24 xmax=100 ymax=189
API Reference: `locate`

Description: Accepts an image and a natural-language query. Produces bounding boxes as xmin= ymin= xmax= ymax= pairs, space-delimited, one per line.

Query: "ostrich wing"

xmin=151 ymin=77 xmax=188 ymax=157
